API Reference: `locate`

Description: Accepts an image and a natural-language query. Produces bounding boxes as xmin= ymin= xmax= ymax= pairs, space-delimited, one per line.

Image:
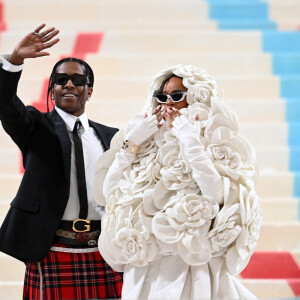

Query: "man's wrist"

xmin=0 ymin=54 xmax=24 ymax=72
xmin=9 ymin=51 xmax=24 ymax=66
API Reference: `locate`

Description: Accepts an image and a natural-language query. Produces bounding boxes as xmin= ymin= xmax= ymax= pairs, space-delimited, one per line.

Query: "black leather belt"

xmin=59 ymin=219 xmax=101 ymax=233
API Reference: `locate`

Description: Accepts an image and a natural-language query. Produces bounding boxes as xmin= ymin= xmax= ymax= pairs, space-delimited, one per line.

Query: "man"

xmin=0 ymin=24 xmax=122 ymax=299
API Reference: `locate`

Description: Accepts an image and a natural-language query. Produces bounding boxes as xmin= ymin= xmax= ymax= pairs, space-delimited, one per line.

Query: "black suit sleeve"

xmin=0 ymin=67 xmax=36 ymax=148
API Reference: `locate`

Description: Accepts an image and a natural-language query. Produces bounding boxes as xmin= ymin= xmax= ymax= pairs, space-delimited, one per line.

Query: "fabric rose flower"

xmin=159 ymin=143 xmax=193 ymax=190
xmin=205 ymin=115 xmax=256 ymax=181
xmin=187 ymin=83 xmax=212 ymax=104
xmin=152 ymin=194 xmax=219 ymax=244
xmin=129 ymin=152 xmax=157 ymax=193
xmin=208 ymin=204 xmax=241 ymax=257
xmin=100 ymin=205 xmax=160 ymax=268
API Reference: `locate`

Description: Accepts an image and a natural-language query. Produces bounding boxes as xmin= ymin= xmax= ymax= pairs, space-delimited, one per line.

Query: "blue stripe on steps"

xmin=205 ymin=0 xmax=276 ymax=30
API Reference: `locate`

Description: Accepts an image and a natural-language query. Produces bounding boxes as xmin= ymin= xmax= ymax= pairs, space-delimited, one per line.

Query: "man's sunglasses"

xmin=154 ymin=91 xmax=187 ymax=104
xmin=54 ymin=73 xmax=89 ymax=86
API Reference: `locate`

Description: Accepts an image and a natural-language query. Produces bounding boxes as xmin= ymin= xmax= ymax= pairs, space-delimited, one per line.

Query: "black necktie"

xmin=72 ymin=120 xmax=88 ymax=219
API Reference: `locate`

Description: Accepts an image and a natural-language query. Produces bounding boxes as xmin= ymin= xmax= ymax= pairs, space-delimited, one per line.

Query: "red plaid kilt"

xmin=23 ymin=246 xmax=123 ymax=300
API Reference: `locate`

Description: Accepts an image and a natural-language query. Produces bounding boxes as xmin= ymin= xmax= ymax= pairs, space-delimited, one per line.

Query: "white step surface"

xmin=0 ymin=253 xmax=25 ymax=282
xmin=241 ymin=279 xmax=297 ymax=299
xmin=101 ymin=31 xmax=263 ymax=54
xmin=18 ymin=53 xmax=273 ymax=78
xmin=0 ymin=281 xmax=23 ymax=300
xmin=5 ymin=0 xmax=210 ymax=23
xmin=82 ymin=53 xmax=274 ymax=77
xmin=256 ymin=222 xmax=300 ymax=251
xmin=261 ymin=197 xmax=299 ymax=222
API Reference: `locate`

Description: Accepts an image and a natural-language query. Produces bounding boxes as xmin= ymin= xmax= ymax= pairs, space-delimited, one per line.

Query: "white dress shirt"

xmin=55 ymin=107 xmax=105 ymax=220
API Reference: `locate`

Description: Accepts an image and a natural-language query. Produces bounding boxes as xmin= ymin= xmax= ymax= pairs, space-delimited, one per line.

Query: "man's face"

xmin=53 ymin=61 xmax=93 ymax=117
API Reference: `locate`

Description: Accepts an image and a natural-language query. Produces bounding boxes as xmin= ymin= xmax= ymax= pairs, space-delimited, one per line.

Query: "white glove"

xmin=171 ymin=115 xmax=223 ymax=204
xmin=172 ymin=115 xmax=202 ymax=148
xmin=126 ymin=114 xmax=159 ymax=145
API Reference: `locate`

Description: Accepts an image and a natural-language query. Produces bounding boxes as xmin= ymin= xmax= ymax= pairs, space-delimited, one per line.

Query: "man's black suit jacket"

xmin=0 ymin=67 xmax=118 ymax=262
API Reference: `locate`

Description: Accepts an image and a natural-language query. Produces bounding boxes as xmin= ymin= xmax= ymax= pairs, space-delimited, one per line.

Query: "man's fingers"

xmin=39 ymin=27 xmax=56 ymax=39
xmin=43 ymin=38 xmax=60 ymax=50
xmin=41 ymin=30 xmax=60 ymax=43
xmin=34 ymin=51 xmax=50 ymax=58
xmin=33 ymin=24 xmax=46 ymax=34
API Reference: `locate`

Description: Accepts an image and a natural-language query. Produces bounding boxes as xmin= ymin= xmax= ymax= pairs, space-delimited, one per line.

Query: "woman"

xmin=94 ymin=65 xmax=262 ymax=299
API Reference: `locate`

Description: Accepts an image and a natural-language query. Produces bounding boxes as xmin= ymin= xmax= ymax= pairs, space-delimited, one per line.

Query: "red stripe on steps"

xmin=73 ymin=32 xmax=104 ymax=57
xmin=241 ymin=251 xmax=300 ymax=296
xmin=19 ymin=32 xmax=104 ymax=173
xmin=0 ymin=2 xmax=6 ymax=32
xmin=241 ymin=252 xmax=300 ymax=279
xmin=288 ymin=278 xmax=300 ymax=296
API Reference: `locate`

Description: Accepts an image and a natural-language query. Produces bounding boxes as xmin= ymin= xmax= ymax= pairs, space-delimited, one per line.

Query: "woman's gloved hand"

xmin=126 ymin=114 xmax=159 ymax=145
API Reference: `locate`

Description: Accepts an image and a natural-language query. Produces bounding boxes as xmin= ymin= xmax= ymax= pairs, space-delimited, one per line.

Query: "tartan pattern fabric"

xmin=23 ymin=248 xmax=123 ymax=300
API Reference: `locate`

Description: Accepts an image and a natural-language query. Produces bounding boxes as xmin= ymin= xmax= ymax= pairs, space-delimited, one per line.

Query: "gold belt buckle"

xmin=72 ymin=219 xmax=91 ymax=232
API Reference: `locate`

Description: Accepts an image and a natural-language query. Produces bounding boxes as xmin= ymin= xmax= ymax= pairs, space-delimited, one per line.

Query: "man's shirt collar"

xmin=55 ymin=106 xmax=89 ymax=132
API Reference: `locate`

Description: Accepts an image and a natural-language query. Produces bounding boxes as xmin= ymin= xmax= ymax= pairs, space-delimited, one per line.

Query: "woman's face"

xmin=160 ymin=76 xmax=188 ymax=110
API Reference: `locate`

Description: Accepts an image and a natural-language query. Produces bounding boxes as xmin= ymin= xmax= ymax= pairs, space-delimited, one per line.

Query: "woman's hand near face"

xmin=161 ymin=106 xmax=182 ymax=128
xmin=9 ymin=24 xmax=60 ymax=65
xmin=152 ymin=105 xmax=164 ymax=127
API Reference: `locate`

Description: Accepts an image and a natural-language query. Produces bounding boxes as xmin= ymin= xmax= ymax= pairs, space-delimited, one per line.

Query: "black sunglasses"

xmin=54 ymin=73 xmax=89 ymax=86
xmin=154 ymin=91 xmax=187 ymax=104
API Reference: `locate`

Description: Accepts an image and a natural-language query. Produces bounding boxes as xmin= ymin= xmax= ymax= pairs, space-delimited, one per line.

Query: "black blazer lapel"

xmin=50 ymin=109 xmax=71 ymax=187
xmin=89 ymin=120 xmax=110 ymax=151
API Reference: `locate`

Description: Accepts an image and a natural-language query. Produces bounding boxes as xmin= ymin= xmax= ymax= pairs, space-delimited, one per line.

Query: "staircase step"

xmin=5 ymin=0 xmax=209 ymax=23
xmin=101 ymin=31 xmax=262 ymax=54
xmin=0 ymin=282 xmax=23 ymax=300
xmin=268 ymin=1 xmax=300 ymax=21
xmin=256 ymin=222 xmax=300 ymax=251
xmin=88 ymin=53 xmax=273 ymax=77
xmin=261 ymin=197 xmax=299 ymax=222
xmin=257 ymin=171 xmax=293 ymax=198
xmin=0 ymin=174 xmax=21 ymax=199
xmin=0 ymin=148 xmax=20 ymax=174
xmin=240 ymin=279 xmax=299 ymax=299
xmin=5 ymin=20 xmax=217 ymax=32
xmin=0 ymin=31 xmax=263 ymax=55
xmin=18 ymin=53 xmax=273 ymax=78
xmin=241 ymin=251 xmax=300 ymax=279
xmin=0 ymin=253 xmax=25 ymax=281
xmin=239 ymin=122 xmax=287 ymax=148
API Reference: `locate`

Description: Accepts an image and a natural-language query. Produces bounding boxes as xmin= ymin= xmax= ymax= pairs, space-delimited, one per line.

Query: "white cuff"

xmin=0 ymin=54 xmax=24 ymax=72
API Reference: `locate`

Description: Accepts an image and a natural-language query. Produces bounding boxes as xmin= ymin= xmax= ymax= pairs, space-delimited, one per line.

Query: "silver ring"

xmin=33 ymin=31 xmax=39 ymax=35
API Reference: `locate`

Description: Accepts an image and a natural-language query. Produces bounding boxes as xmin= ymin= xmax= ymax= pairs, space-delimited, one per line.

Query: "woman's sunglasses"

xmin=154 ymin=91 xmax=187 ymax=104
xmin=54 ymin=73 xmax=89 ymax=86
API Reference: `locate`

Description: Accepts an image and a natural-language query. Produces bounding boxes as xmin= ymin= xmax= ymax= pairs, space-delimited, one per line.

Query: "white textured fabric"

xmin=126 ymin=114 xmax=159 ymax=145
xmin=95 ymin=65 xmax=262 ymax=299
xmin=122 ymin=256 xmax=257 ymax=300
xmin=171 ymin=115 xmax=223 ymax=204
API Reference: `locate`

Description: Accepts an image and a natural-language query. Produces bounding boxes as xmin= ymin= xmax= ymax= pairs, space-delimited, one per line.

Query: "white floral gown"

xmin=94 ymin=65 xmax=262 ymax=299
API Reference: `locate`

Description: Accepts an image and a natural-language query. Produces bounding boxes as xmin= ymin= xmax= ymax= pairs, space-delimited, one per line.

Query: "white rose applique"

xmin=152 ymin=194 xmax=219 ymax=265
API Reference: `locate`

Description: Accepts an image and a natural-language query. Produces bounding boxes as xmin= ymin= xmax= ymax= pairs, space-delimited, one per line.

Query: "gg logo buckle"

xmin=72 ymin=219 xmax=91 ymax=232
